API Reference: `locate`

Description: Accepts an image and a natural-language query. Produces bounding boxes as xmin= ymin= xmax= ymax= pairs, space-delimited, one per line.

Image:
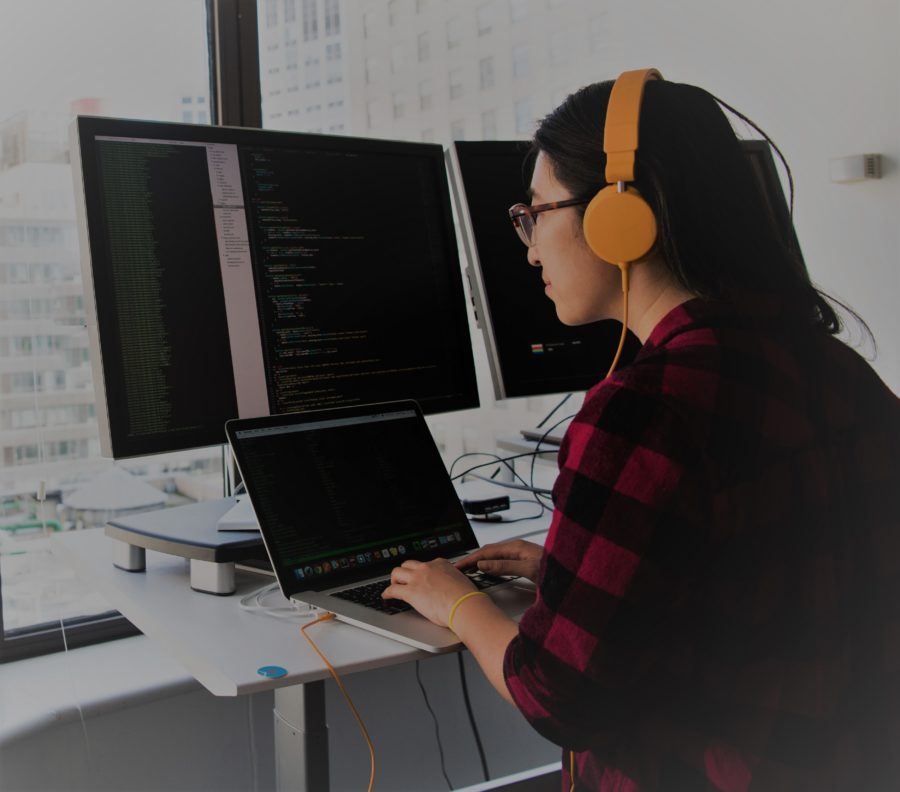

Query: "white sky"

xmin=0 ymin=0 xmax=210 ymax=122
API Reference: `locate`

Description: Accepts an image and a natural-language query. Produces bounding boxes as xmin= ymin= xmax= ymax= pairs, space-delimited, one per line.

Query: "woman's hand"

xmin=455 ymin=539 xmax=544 ymax=584
xmin=382 ymin=559 xmax=476 ymax=627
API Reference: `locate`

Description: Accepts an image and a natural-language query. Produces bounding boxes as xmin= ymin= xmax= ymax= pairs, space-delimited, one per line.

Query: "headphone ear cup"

xmin=582 ymin=186 xmax=658 ymax=265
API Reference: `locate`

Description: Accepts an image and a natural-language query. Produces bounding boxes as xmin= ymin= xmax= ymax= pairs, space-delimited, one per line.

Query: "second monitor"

xmin=448 ymin=139 xmax=804 ymax=403
xmin=449 ymin=140 xmax=641 ymax=402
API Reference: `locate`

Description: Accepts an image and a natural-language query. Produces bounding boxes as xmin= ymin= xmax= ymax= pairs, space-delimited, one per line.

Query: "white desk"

xmin=51 ymin=498 xmax=550 ymax=791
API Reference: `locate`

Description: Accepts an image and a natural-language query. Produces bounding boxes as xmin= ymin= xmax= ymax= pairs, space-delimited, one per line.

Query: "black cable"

xmin=457 ymin=653 xmax=490 ymax=782
xmin=449 ymin=450 xmax=540 ymax=486
xmin=535 ymin=392 xmax=572 ymax=429
xmin=415 ymin=660 xmax=453 ymax=790
xmin=452 ymin=451 xmax=550 ymax=519
xmin=529 ymin=412 xmax=575 ymax=502
xmin=467 ymin=473 xmax=552 ymax=497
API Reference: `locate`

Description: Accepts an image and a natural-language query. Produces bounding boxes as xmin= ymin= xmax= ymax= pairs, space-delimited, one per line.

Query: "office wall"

xmin=609 ymin=0 xmax=899 ymax=393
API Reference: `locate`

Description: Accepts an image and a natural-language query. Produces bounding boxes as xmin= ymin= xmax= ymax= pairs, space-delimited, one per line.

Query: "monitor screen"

xmin=449 ymin=140 xmax=640 ymax=400
xmin=448 ymin=139 xmax=803 ymax=401
xmin=72 ymin=118 xmax=478 ymax=459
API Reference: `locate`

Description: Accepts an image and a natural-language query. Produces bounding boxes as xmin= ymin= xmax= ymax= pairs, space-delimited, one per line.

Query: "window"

xmin=446 ymin=17 xmax=462 ymax=49
xmin=284 ymin=0 xmax=295 ymax=23
xmin=418 ymin=31 xmax=430 ymax=62
xmin=266 ymin=0 xmax=278 ymax=27
xmin=481 ymin=109 xmax=497 ymax=139
xmin=365 ymin=56 xmax=379 ymax=84
xmin=449 ymin=67 xmax=464 ymax=100
xmin=305 ymin=56 xmax=321 ymax=88
xmin=477 ymin=3 xmax=494 ymax=36
xmin=367 ymin=100 xmax=382 ymax=129
xmin=512 ymin=44 xmax=530 ymax=79
xmin=389 ymin=0 xmax=402 ymax=26
xmin=393 ymin=92 xmax=406 ymax=120
xmin=325 ymin=43 xmax=342 ymax=83
xmin=510 ymin=0 xmax=528 ymax=23
xmin=419 ymin=78 xmax=433 ymax=111
xmin=391 ymin=44 xmax=404 ymax=74
xmin=324 ymin=0 xmax=340 ymax=36
xmin=515 ymin=97 xmax=534 ymax=134
xmin=0 ymin=0 xmax=213 ymax=663
xmin=479 ymin=56 xmax=494 ymax=90
xmin=302 ymin=0 xmax=317 ymax=41
xmin=363 ymin=11 xmax=376 ymax=38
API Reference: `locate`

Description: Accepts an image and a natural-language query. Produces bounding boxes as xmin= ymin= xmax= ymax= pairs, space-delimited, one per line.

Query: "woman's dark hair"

xmin=531 ymin=79 xmax=864 ymax=338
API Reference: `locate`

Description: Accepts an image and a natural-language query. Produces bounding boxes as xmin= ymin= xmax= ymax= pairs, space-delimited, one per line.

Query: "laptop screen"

xmin=227 ymin=402 xmax=478 ymax=595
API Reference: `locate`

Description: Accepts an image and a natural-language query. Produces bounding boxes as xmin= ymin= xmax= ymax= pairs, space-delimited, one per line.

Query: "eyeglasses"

xmin=508 ymin=198 xmax=590 ymax=247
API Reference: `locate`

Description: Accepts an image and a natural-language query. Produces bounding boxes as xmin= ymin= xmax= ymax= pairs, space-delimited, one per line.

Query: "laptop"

xmin=225 ymin=400 xmax=536 ymax=652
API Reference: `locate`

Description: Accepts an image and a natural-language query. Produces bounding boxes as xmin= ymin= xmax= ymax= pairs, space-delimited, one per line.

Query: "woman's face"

xmin=526 ymin=151 xmax=620 ymax=326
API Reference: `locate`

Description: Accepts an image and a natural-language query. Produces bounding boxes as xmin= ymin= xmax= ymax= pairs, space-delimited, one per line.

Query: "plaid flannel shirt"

xmin=504 ymin=298 xmax=900 ymax=791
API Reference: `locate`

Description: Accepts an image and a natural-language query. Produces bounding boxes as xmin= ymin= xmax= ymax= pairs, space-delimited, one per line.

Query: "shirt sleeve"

xmin=503 ymin=378 xmax=706 ymax=751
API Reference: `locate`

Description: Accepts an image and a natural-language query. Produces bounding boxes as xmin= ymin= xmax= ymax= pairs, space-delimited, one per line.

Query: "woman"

xmin=383 ymin=70 xmax=900 ymax=791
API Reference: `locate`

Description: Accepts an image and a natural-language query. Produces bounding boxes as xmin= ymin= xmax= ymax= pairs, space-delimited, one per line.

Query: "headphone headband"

xmin=603 ymin=68 xmax=663 ymax=184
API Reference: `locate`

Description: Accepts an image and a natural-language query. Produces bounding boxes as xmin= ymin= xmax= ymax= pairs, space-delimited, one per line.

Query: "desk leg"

xmin=274 ymin=681 xmax=329 ymax=792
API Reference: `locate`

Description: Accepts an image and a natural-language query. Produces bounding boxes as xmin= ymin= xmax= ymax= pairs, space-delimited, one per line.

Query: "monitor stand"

xmin=216 ymin=496 xmax=259 ymax=531
xmin=105 ymin=498 xmax=267 ymax=595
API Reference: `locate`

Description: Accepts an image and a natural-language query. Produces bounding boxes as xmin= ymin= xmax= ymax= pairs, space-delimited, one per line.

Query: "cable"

xmin=457 ymin=653 xmax=490 ymax=782
xmin=239 ymin=582 xmax=319 ymax=620
xmin=301 ymin=614 xmax=376 ymax=792
xmin=535 ymin=393 xmax=573 ymax=429
xmin=59 ymin=617 xmax=93 ymax=768
xmin=449 ymin=450 xmax=542 ymax=487
xmin=527 ymin=411 xmax=575 ymax=503
xmin=604 ymin=263 xmax=630 ymax=380
xmin=415 ymin=660 xmax=453 ymax=790
xmin=467 ymin=473 xmax=552 ymax=497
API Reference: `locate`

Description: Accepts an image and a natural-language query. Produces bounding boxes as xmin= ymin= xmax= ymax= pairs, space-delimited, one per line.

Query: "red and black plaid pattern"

xmin=504 ymin=299 xmax=900 ymax=791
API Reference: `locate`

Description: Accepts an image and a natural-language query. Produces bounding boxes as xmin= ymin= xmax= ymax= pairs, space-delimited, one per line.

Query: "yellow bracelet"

xmin=448 ymin=590 xmax=488 ymax=632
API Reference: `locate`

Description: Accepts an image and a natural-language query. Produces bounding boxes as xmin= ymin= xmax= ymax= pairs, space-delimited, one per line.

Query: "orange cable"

xmin=301 ymin=613 xmax=376 ymax=792
xmin=604 ymin=263 xmax=630 ymax=379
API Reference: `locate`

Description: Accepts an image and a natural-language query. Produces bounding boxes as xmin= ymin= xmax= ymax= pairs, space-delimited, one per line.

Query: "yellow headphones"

xmin=583 ymin=67 xmax=662 ymax=268
xmin=582 ymin=68 xmax=662 ymax=379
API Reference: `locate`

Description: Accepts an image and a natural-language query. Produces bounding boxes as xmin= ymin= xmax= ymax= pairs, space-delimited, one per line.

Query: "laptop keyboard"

xmin=331 ymin=570 xmax=512 ymax=615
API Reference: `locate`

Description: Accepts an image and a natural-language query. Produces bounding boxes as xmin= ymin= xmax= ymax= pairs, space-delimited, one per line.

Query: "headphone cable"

xmin=301 ymin=614 xmax=376 ymax=792
xmin=605 ymin=262 xmax=630 ymax=379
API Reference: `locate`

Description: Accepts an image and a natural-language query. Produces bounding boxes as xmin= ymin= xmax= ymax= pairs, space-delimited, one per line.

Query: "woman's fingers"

xmin=457 ymin=540 xmax=542 ymax=568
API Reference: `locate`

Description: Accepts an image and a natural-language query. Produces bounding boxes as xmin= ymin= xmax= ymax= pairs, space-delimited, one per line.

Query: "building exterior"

xmin=258 ymin=0 xmax=623 ymax=143
xmin=0 ymin=109 xmax=100 ymax=497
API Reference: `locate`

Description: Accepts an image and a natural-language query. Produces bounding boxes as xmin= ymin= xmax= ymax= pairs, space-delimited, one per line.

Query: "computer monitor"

xmin=72 ymin=118 xmax=479 ymax=459
xmin=448 ymin=139 xmax=804 ymax=402
xmin=448 ymin=140 xmax=640 ymax=401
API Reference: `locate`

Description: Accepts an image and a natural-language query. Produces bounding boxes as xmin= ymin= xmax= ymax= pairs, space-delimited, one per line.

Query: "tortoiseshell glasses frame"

xmin=507 ymin=198 xmax=590 ymax=247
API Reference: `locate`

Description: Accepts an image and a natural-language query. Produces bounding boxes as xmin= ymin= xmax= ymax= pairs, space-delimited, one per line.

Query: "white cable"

xmin=59 ymin=618 xmax=93 ymax=770
xmin=238 ymin=582 xmax=319 ymax=620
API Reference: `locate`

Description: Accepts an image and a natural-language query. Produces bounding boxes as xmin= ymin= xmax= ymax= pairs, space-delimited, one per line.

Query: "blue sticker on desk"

xmin=257 ymin=665 xmax=288 ymax=678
